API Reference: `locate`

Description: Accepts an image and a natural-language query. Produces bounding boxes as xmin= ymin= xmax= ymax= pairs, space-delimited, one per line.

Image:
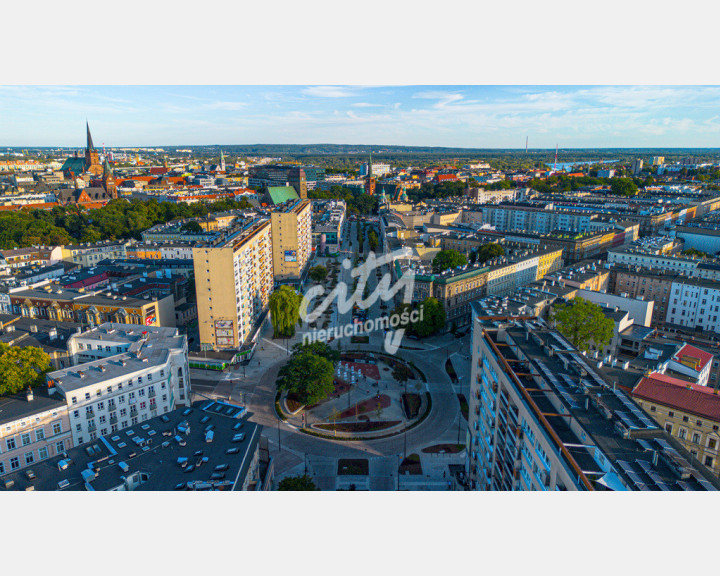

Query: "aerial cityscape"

xmin=3 ymin=85 xmax=720 ymax=493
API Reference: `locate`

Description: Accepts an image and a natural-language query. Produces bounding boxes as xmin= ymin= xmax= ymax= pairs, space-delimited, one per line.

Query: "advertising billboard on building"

xmin=145 ymin=305 xmax=157 ymax=326
xmin=284 ymin=250 xmax=297 ymax=262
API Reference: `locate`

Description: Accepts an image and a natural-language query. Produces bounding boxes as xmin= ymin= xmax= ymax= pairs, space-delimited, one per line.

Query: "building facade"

xmin=633 ymin=372 xmax=720 ymax=478
xmin=467 ymin=317 xmax=720 ymax=491
xmin=0 ymin=388 xmax=72 ymax=478
xmin=193 ymin=219 xmax=273 ymax=350
xmin=270 ymin=199 xmax=312 ymax=284
xmin=48 ymin=323 xmax=190 ymax=447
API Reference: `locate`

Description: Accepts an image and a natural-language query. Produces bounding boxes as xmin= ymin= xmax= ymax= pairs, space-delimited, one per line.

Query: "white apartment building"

xmin=47 ymin=323 xmax=190 ymax=446
xmin=665 ymin=279 xmax=720 ymax=334
xmin=480 ymin=204 xmax=595 ymax=234
xmin=62 ymin=241 xmax=127 ymax=267
xmin=607 ymin=248 xmax=699 ymax=274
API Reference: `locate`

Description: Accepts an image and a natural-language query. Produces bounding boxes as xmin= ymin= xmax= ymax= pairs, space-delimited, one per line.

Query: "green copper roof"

xmin=61 ymin=157 xmax=85 ymax=175
xmin=266 ymin=186 xmax=299 ymax=205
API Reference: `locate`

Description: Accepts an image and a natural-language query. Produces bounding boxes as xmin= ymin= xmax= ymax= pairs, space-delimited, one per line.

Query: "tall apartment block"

xmin=270 ymin=199 xmax=312 ymax=285
xmin=466 ymin=305 xmax=720 ymax=491
xmin=193 ymin=219 xmax=273 ymax=350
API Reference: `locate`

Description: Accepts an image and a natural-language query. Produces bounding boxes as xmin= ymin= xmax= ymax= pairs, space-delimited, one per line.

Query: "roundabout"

xmin=275 ymin=352 xmax=433 ymax=441
xmin=223 ymin=323 xmax=468 ymax=483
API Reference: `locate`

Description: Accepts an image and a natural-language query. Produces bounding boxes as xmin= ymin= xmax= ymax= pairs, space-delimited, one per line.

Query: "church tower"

xmin=219 ymin=150 xmax=226 ymax=172
xmin=84 ymin=122 xmax=103 ymax=176
xmin=102 ymin=158 xmax=118 ymax=199
xmin=364 ymin=151 xmax=376 ymax=196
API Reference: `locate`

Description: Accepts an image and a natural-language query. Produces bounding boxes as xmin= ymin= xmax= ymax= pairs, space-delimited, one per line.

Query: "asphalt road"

xmin=185 ymin=217 xmax=466 ymax=479
xmin=234 ymin=218 xmax=464 ymax=475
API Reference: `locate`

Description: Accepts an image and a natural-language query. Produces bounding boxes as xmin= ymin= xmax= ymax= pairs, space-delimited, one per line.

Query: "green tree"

xmin=682 ymin=248 xmax=708 ymax=258
xmin=552 ymin=297 xmax=614 ymax=353
xmin=278 ymin=474 xmax=318 ymax=491
xmin=432 ymin=249 xmax=467 ymax=272
xmin=390 ymin=297 xmax=446 ymax=337
xmin=181 ymin=220 xmax=203 ymax=233
xmin=468 ymin=250 xmax=478 ymax=264
xmin=277 ymin=351 xmax=335 ymax=404
xmin=414 ymin=297 xmax=446 ymax=337
xmin=269 ymin=285 xmax=302 ymax=338
xmin=476 ymin=242 xmax=505 ymax=264
xmin=308 ymin=265 xmax=328 ymax=283
xmin=392 ymin=363 xmax=413 ymax=393
xmin=0 ymin=344 xmax=51 ymax=396
xmin=610 ymin=178 xmax=638 ymax=197
xmin=292 ymin=341 xmax=340 ymax=363
xmin=368 ymin=230 xmax=379 ymax=251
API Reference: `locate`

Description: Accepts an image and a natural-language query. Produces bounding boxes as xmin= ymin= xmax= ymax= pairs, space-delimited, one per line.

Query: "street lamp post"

xmin=396 ymin=454 xmax=400 ymax=491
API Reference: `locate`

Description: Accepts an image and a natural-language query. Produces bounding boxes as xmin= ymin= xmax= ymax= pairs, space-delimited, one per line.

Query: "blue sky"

xmin=2 ymin=85 xmax=720 ymax=148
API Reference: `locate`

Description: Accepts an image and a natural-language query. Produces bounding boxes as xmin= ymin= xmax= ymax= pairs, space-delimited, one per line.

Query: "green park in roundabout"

xmin=274 ymin=344 xmax=432 ymax=441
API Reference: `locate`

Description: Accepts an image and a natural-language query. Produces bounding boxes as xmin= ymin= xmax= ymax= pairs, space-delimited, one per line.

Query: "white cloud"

xmin=413 ymin=90 xmax=464 ymax=107
xmin=302 ymin=86 xmax=354 ymax=98
xmin=206 ymin=101 xmax=247 ymax=111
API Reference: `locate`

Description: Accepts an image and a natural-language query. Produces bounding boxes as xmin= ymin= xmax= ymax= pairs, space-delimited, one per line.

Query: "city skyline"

xmin=3 ymin=85 xmax=720 ymax=148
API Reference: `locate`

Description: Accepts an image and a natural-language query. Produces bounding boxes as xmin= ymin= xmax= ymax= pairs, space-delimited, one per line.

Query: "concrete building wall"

xmin=577 ymin=289 xmax=654 ymax=327
xmin=194 ymin=246 xmax=238 ymax=349
xmin=270 ymin=199 xmax=312 ymax=283
xmin=675 ymin=229 xmax=720 ymax=256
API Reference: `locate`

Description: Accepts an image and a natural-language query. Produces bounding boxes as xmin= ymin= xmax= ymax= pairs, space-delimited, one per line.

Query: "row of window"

xmin=72 ymin=388 xmax=166 ymax=420
xmin=3 ymin=423 xmax=61 ymax=453
xmin=0 ymin=441 xmax=66 ymax=474
xmin=70 ymin=373 xmax=167 ymax=404
xmin=77 ymin=405 xmax=169 ymax=444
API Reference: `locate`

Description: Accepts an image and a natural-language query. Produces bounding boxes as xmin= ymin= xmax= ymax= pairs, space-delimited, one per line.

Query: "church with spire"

xmin=364 ymin=151 xmax=376 ymax=196
xmin=61 ymin=122 xmax=104 ymax=179
xmin=57 ymin=123 xmax=116 ymax=206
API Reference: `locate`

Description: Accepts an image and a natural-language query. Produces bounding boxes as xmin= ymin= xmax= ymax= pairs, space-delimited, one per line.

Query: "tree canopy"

xmin=390 ymin=296 xmax=446 ymax=338
xmin=308 ymin=186 xmax=377 ymax=216
xmin=476 ymin=242 xmax=505 ymax=264
xmin=609 ymin=178 xmax=639 ymax=197
xmin=291 ymin=341 xmax=340 ymax=363
xmin=278 ymin=474 xmax=318 ymax=491
xmin=367 ymin=229 xmax=379 ymax=252
xmin=308 ymin=265 xmax=328 ymax=283
xmin=414 ymin=297 xmax=446 ymax=337
xmin=433 ymin=249 xmax=467 ymax=272
xmin=269 ymin=285 xmax=302 ymax=338
xmin=181 ymin=220 xmax=203 ymax=233
xmin=0 ymin=197 xmax=252 ymax=249
xmin=277 ymin=350 xmax=335 ymax=405
xmin=0 ymin=344 xmax=52 ymax=396
xmin=392 ymin=363 xmax=413 ymax=385
xmin=552 ymin=297 xmax=614 ymax=353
